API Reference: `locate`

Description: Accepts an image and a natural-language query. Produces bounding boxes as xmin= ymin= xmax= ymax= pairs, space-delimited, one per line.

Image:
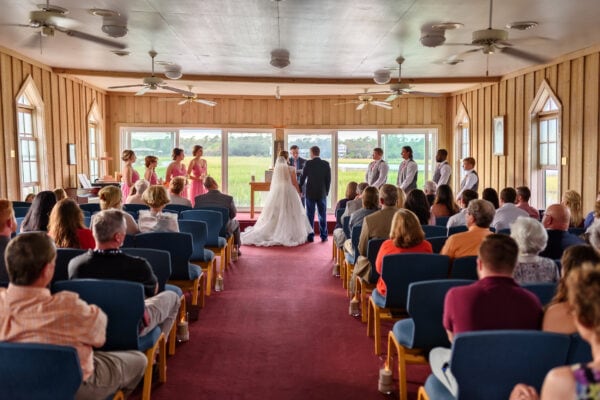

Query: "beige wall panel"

xmin=0 ymin=54 xmax=10 ymax=197
xmin=557 ymin=61 xmax=571 ymax=191
xmin=582 ymin=54 xmax=599 ymax=210
xmin=505 ymin=79 xmax=515 ymax=187
xmin=569 ymin=57 xmax=584 ymax=192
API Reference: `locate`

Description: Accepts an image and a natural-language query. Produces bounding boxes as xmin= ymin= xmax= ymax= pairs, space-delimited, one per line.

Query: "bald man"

xmin=539 ymin=203 xmax=584 ymax=259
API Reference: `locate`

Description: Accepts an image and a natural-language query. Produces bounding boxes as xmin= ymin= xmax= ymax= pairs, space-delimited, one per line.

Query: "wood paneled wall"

xmin=449 ymin=47 xmax=600 ymax=212
xmin=0 ymin=47 xmax=106 ymax=200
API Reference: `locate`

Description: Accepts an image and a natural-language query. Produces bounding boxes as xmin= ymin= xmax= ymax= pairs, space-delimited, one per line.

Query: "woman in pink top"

xmin=187 ymin=145 xmax=208 ymax=205
xmin=165 ymin=148 xmax=187 ymax=183
xmin=144 ymin=155 xmax=162 ymax=185
xmin=120 ymin=150 xmax=139 ymax=200
xmin=375 ymin=209 xmax=433 ymax=296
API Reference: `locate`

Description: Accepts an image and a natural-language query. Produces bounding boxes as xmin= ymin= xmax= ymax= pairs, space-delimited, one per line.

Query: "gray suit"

xmin=194 ymin=190 xmax=241 ymax=246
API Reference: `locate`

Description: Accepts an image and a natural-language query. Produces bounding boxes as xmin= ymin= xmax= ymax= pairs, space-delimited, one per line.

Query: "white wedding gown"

xmin=241 ymin=157 xmax=313 ymax=247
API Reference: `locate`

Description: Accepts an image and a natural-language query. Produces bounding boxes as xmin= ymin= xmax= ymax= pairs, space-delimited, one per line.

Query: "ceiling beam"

xmin=52 ymin=68 xmax=501 ymax=85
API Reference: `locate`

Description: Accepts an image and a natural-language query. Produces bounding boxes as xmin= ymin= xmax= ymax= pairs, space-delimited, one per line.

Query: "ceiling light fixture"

xmin=270 ymin=0 xmax=290 ymax=69
xmin=373 ymin=69 xmax=391 ymax=85
xmin=420 ymin=33 xmax=446 ymax=47
xmin=102 ymin=24 xmax=127 ymax=38
xmin=431 ymin=22 xmax=464 ymax=30
xmin=164 ymin=65 xmax=183 ymax=80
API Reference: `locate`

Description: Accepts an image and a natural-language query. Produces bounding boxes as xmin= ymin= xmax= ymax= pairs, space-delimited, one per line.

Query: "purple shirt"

xmin=443 ymin=276 xmax=543 ymax=334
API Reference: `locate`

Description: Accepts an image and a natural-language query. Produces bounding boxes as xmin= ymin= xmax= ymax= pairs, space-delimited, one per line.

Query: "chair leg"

xmin=141 ymin=333 xmax=166 ymax=400
xmin=374 ymin=304 xmax=382 ymax=355
xmin=198 ymin=273 xmax=206 ymax=309
xmin=112 ymin=390 xmax=125 ymax=400
xmin=331 ymin=240 xmax=336 ymax=260
xmin=417 ymin=386 xmax=429 ymax=400
xmin=190 ymin=277 xmax=199 ymax=306
xmin=346 ymin=264 xmax=354 ymax=297
xmin=367 ymin=297 xmax=374 ymax=337
xmin=168 ymin=319 xmax=177 ymax=356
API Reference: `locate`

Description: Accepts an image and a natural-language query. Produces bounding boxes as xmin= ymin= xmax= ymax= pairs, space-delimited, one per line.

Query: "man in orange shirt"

xmin=0 ymin=232 xmax=146 ymax=399
xmin=441 ymin=199 xmax=495 ymax=259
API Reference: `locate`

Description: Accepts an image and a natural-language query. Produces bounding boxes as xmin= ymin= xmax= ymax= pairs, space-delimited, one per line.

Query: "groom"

xmin=300 ymin=146 xmax=331 ymax=242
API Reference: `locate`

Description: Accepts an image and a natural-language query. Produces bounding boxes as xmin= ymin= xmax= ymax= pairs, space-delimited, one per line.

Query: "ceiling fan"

xmin=159 ymin=85 xmax=217 ymax=106
xmin=439 ymin=0 xmax=549 ymax=64
xmin=108 ymin=51 xmax=195 ymax=97
xmin=335 ymin=89 xmax=392 ymax=111
xmin=370 ymin=57 xmax=442 ymax=101
xmin=6 ymin=0 xmax=126 ymax=49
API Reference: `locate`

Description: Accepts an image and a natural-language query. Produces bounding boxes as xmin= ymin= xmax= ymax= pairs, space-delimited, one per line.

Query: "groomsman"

xmin=289 ymin=145 xmax=307 ymax=206
xmin=456 ymin=157 xmax=479 ymax=200
xmin=432 ymin=149 xmax=452 ymax=187
xmin=300 ymin=146 xmax=331 ymax=242
xmin=365 ymin=147 xmax=388 ymax=188
xmin=396 ymin=145 xmax=418 ymax=193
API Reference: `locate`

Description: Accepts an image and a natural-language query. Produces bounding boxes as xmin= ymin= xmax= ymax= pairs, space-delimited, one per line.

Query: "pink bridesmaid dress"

xmin=169 ymin=163 xmax=188 ymax=197
xmin=147 ymin=169 xmax=158 ymax=185
xmin=121 ymin=168 xmax=140 ymax=200
xmin=189 ymin=162 xmax=208 ymax=206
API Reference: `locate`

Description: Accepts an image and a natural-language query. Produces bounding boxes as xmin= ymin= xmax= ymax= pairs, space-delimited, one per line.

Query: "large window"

xmin=88 ymin=101 xmax=103 ymax=182
xmin=381 ymin=130 xmax=437 ymax=189
xmin=454 ymin=104 xmax=471 ymax=188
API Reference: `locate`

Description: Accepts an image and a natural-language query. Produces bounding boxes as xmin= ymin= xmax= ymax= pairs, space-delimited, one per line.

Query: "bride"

xmin=242 ymin=151 xmax=314 ymax=247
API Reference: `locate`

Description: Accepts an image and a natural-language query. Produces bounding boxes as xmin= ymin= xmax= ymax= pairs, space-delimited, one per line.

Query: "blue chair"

xmin=521 ymin=282 xmax=557 ymax=306
xmin=368 ymin=253 xmax=450 ymax=354
xmin=496 ymin=228 xmax=511 ymax=235
xmin=420 ymin=330 xmax=570 ymax=400
xmin=447 ymin=225 xmax=467 ymax=236
xmin=195 ymin=206 xmax=234 ymax=267
xmin=83 ymin=215 xmax=91 ymax=228
xmin=428 ymin=236 xmax=448 ymax=254
xmin=343 ymin=225 xmax=362 ymax=292
xmin=181 ymin=210 xmax=228 ymax=276
xmin=10 ymin=201 xmax=31 ymax=208
xmin=332 ymin=208 xmax=346 ymax=261
xmin=55 ymin=248 xmax=86 ymax=284
xmin=164 ymin=204 xmax=192 ymax=216
xmin=79 ymin=203 xmax=101 ymax=214
xmin=388 ymin=279 xmax=473 ymax=400
xmin=13 ymin=207 xmax=30 ymax=218
xmin=357 ymin=238 xmax=386 ymax=323
xmin=422 ymin=225 xmax=447 ymax=238
xmin=178 ymin=219 xmax=216 ymax=296
xmin=567 ymin=333 xmax=592 ymax=364
xmin=435 ymin=216 xmax=450 ymax=227
xmin=123 ymin=204 xmax=150 ymax=215
xmin=449 ymin=256 xmax=478 ymax=280
xmin=0 ymin=342 xmax=83 ymax=400
xmin=53 ymin=279 xmax=166 ymax=400
xmin=342 ymin=215 xmax=351 ymax=239
xmin=122 ymin=234 xmax=136 ymax=248
xmin=135 ymin=232 xmax=205 ymax=306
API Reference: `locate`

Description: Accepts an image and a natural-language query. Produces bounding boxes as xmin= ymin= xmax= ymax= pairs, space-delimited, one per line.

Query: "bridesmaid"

xmin=165 ymin=148 xmax=187 ymax=184
xmin=187 ymin=145 xmax=208 ymax=205
xmin=144 ymin=155 xmax=162 ymax=185
xmin=120 ymin=149 xmax=139 ymax=201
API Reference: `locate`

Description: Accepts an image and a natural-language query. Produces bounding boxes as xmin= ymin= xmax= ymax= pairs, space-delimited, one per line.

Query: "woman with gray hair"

xmin=510 ymin=216 xmax=559 ymax=284
xmin=125 ymin=179 xmax=150 ymax=205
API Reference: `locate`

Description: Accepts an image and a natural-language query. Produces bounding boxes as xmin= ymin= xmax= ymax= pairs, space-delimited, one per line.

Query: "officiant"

xmin=289 ymin=145 xmax=307 ymax=206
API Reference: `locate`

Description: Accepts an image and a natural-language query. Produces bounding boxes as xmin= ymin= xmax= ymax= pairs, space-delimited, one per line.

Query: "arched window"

xmin=529 ymin=80 xmax=561 ymax=209
xmin=454 ymin=103 xmax=471 ymax=188
xmin=88 ymin=100 xmax=103 ymax=182
xmin=15 ymin=76 xmax=47 ymax=200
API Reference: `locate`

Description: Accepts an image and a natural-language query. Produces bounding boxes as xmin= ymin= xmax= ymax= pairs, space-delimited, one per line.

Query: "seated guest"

xmin=48 ymin=198 xmax=95 ymax=250
xmin=539 ymin=204 xmax=584 ymax=259
xmin=374 ymin=209 xmax=433 ymax=297
xmin=441 ymin=199 xmax=495 ymax=259
xmin=69 ymin=209 xmax=181 ymax=339
xmin=404 ymin=189 xmax=435 ymax=225
xmin=562 ymin=189 xmax=584 ymax=228
xmin=341 ymin=182 xmax=369 ymax=220
xmin=543 ymin=244 xmax=600 ymax=334
xmin=431 ymin=234 xmax=543 ymax=396
xmin=511 ymin=266 xmax=600 ymax=400
xmin=583 ymin=192 xmax=600 ymax=230
xmin=591 ymin=220 xmax=600 ymax=251
xmin=139 ymin=185 xmax=179 ymax=233
xmin=0 ymin=199 xmax=17 ymax=284
xmin=168 ymin=176 xmax=192 ymax=207
xmin=446 ymin=189 xmax=478 ymax=229
xmin=335 ymin=181 xmax=358 ymax=228
xmin=20 ymin=191 xmax=57 ymax=232
xmin=424 ymin=180 xmax=437 ymax=207
xmin=342 ymin=186 xmax=380 ymax=257
xmin=24 ymin=193 xmax=35 ymax=203
xmin=516 ymin=186 xmax=540 ymax=219
xmin=194 ymin=176 xmax=241 ymax=255
xmin=430 ymin=184 xmax=459 ymax=219
xmin=125 ymin=179 xmax=150 ymax=205
xmin=491 ymin=187 xmax=529 ymax=231
xmin=510 ymin=216 xmax=559 ymax=284
xmin=53 ymin=187 xmax=68 ymax=201
xmin=482 ymin=187 xmax=500 ymax=209
xmin=0 ymin=232 xmax=147 ymax=398
xmin=97 ymin=185 xmax=139 ymax=235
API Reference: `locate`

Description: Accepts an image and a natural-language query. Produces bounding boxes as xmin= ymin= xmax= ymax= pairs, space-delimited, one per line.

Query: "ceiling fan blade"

xmin=56 ymin=28 xmax=126 ymax=49
xmin=356 ymin=102 xmax=366 ymax=111
xmin=46 ymin=14 xmax=79 ymax=30
xmin=177 ymin=99 xmax=188 ymax=106
xmin=22 ymin=32 xmax=42 ymax=49
xmin=371 ymin=101 xmax=393 ymax=110
xmin=108 ymin=84 xmax=144 ymax=89
xmin=362 ymin=90 xmax=390 ymax=95
xmin=406 ymin=91 xmax=443 ymax=97
xmin=501 ymin=46 xmax=549 ymax=64
xmin=385 ymin=93 xmax=398 ymax=102
xmin=135 ymin=87 xmax=150 ymax=96
xmin=194 ymin=99 xmax=217 ymax=106
xmin=161 ymin=86 xmax=195 ymax=97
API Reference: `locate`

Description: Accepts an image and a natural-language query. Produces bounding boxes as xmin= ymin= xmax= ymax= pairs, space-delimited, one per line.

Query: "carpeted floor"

xmin=142 ymin=238 xmax=429 ymax=399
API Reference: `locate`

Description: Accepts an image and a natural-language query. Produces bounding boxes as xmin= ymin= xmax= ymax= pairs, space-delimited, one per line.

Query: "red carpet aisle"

xmin=144 ymin=239 xmax=428 ymax=399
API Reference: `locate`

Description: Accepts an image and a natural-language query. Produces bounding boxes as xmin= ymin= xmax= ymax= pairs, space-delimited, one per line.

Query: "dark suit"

xmin=194 ymin=189 xmax=241 ymax=246
xmin=300 ymin=157 xmax=331 ymax=240
xmin=289 ymin=156 xmax=307 ymax=206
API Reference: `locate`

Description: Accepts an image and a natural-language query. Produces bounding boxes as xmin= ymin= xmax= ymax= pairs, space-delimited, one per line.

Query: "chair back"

xmin=10 ymin=201 xmax=31 ymax=208
xmin=567 ymin=333 xmax=593 ymax=364
xmin=122 ymin=248 xmax=172 ymax=293
xmin=79 ymin=203 xmax=101 ymax=213
xmin=123 ymin=204 xmax=150 ymax=213
xmin=568 ymin=227 xmax=585 ymax=236
xmin=450 ymin=256 xmax=478 ymax=280
xmin=428 ymin=236 xmax=448 ymax=254
xmin=53 ymin=279 xmax=145 ymax=351
xmin=0 ymin=342 xmax=82 ymax=400
xmin=342 ymin=215 xmax=351 ymax=239
xmin=451 ymin=330 xmax=570 ymax=400
xmin=83 ymin=215 xmax=91 ymax=228
xmin=335 ymin=207 xmax=345 ymax=228
xmin=13 ymin=207 xmax=29 ymax=218
xmin=122 ymin=234 xmax=136 ymax=248
xmin=496 ymin=228 xmax=511 ymax=235
xmin=178 ymin=219 xmax=209 ymax=260
xmin=521 ymin=282 xmax=557 ymax=306
xmin=435 ymin=216 xmax=450 ymax=227
xmin=447 ymin=225 xmax=467 ymax=236
xmin=380 ymin=253 xmax=450 ymax=308
xmin=135 ymin=232 xmax=194 ymax=280
xmin=422 ymin=225 xmax=447 ymax=238
xmin=405 ymin=279 xmax=473 ymax=349
xmin=54 ymin=248 xmax=86 ymax=283
xmin=164 ymin=204 xmax=193 ymax=216
xmin=194 ymin=207 xmax=229 ymax=237
xmin=181 ymin=210 xmax=223 ymax=247
xmin=366 ymin=238 xmax=386 ymax=284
